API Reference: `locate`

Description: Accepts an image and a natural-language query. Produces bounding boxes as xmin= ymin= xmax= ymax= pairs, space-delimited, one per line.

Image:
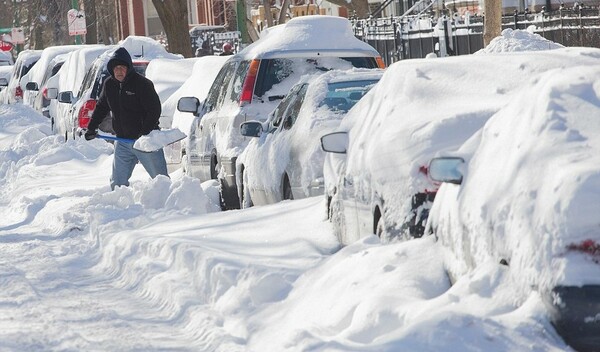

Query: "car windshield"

xmin=320 ymin=79 xmax=379 ymax=113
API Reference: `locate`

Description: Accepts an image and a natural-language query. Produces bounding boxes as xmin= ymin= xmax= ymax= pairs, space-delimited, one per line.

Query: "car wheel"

xmin=375 ymin=208 xmax=392 ymax=243
xmin=210 ymin=154 xmax=219 ymax=180
xmin=181 ymin=154 xmax=189 ymax=175
xmin=239 ymin=167 xmax=253 ymax=209
xmin=328 ymin=193 xmax=346 ymax=243
xmin=282 ymin=174 xmax=293 ymax=201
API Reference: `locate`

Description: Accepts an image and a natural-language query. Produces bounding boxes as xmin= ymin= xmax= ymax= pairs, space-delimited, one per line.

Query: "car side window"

xmin=281 ymin=84 xmax=308 ymax=130
xmin=204 ymin=61 xmax=235 ymax=113
xmin=229 ymin=60 xmax=250 ymax=102
xmin=271 ymin=83 xmax=303 ymax=129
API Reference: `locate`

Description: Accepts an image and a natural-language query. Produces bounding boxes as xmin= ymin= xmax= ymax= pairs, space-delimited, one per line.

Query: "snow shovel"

xmin=96 ymin=128 xmax=187 ymax=153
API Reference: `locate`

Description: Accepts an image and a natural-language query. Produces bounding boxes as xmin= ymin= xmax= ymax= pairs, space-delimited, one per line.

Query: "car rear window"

xmin=254 ymin=57 xmax=378 ymax=98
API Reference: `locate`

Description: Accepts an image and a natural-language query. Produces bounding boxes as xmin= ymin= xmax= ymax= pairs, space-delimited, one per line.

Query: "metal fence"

xmin=353 ymin=4 xmax=600 ymax=65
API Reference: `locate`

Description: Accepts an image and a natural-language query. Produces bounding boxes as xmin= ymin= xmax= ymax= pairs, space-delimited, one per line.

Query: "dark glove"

xmin=84 ymin=130 xmax=97 ymax=141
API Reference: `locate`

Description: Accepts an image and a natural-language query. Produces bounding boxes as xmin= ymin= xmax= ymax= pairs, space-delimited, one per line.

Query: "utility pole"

xmin=72 ymin=0 xmax=82 ymax=44
xmin=236 ymin=0 xmax=250 ymax=44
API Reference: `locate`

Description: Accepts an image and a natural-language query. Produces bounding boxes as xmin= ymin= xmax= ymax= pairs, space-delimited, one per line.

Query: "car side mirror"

xmin=0 ymin=78 xmax=8 ymax=87
xmin=240 ymin=121 xmax=263 ymax=137
xmin=58 ymin=91 xmax=74 ymax=104
xmin=282 ymin=115 xmax=293 ymax=130
xmin=178 ymin=96 xmax=200 ymax=115
xmin=25 ymin=82 xmax=38 ymax=91
xmin=428 ymin=157 xmax=465 ymax=185
xmin=46 ymin=88 xmax=58 ymax=99
xmin=321 ymin=131 xmax=348 ymax=154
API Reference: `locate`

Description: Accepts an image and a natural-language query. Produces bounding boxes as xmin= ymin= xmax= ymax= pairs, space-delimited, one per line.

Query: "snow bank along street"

xmin=0 ymin=101 xmax=575 ymax=350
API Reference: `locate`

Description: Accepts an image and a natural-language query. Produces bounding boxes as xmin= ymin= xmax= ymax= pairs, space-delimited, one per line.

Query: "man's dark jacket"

xmin=87 ymin=47 xmax=161 ymax=140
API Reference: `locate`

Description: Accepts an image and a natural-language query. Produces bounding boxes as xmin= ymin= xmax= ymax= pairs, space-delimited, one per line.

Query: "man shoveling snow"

xmin=83 ymin=47 xmax=169 ymax=190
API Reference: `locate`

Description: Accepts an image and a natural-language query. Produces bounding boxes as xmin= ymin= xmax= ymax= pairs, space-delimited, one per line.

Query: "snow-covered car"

xmin=0 ymin=50 xmax=13 ymax=66
xmin=21 ymin=45 xmax=85 ymax=108
xmin=27 ymin=53 xmax=70 ymax=116
xmin=320 ymin=47 xmax=600 ymax=245
xmin=237 ymin=68 xmax=383 ymax=208
xmin=427 ymin=63 xmax=600 ymax=352
xmin=56 ymin=36 xmax=181 ymax=141
xmin=0 ymin=65 xmax=12 ymax=94
xmin=1 ymin=49 xmax=41 ymax=104
xmin=161 ymin=55 xmax=229 ymax=164
xmin=177 ymin=15 xmax=385 ymax=210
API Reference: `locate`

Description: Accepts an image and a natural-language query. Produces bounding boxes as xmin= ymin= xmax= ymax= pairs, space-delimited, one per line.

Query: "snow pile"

xmin=477 ymin=28 xmax=564 ymax=54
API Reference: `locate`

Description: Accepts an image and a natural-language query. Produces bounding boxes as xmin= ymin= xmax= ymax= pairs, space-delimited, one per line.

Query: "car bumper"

xmin=546 ymin=285 xmax=600 ymax=352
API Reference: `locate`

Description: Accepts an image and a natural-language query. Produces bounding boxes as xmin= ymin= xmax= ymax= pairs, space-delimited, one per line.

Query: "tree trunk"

xmin=151 ymin=0 xmax=193 ymax=58
xmin=84 ymin=0 xmax=98 ymax=44
xmin=323 ymin=0 xmax=370 ymax=18
xmin=483 ymin=0 xmax=502 ymax=46
xmin=277 ymin=0 xmax=290 ymax=24
xmin=263 ymin=0 xmax=274 ymax=27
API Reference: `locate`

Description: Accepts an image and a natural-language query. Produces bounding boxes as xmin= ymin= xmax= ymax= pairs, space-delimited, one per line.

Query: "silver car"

xmin=237 ymin=69 xmax=383 ymax=207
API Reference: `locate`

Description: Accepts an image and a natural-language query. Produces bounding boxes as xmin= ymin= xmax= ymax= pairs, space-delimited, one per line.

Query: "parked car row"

xmin=1 ymin=36 xmax=181 ymax=143
xmin=177 ymin=15 xmax=385 ymax=209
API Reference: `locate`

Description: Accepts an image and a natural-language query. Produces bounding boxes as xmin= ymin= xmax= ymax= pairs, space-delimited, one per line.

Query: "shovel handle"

xmin=96 ymin=134 xmax=136 ymax=143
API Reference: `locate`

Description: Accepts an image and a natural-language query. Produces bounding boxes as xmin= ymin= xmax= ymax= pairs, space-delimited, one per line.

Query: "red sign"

xmin=0 ymin=41 xmax=12 ymax=51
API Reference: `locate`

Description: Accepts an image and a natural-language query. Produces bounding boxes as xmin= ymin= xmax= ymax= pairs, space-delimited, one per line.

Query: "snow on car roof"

xmin=117 ymin=35 xmax=182 ymax=60
xmin=236 ymin=16 xmax=380 ymax=60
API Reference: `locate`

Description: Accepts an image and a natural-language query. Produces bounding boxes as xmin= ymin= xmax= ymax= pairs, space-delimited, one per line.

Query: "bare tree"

xmin=483 ymin=0 xmax=502 ymax=45
xmin=151 ymin=0 xmax=193 ymax=57
xmin=322 ymin=0 xmax=370 ymax=18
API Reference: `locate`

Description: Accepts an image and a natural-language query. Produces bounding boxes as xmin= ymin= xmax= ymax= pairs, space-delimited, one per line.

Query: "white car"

xmin=320 ymin=47 xmax=600 ymax=245
xmin=162 ymin=55 xmax=229 ymax=164
xmin=178 ymin=15 xmax=384 ymax=210
xmin=237 ymin=68 xmax=383 ymax=207
xmin=2 ymin=50 xmax=41 ymax=104
xmin=21 ymin=45 xmax=87 ymax=108
xmin=427 ymin=63 xmax=600 ymax=352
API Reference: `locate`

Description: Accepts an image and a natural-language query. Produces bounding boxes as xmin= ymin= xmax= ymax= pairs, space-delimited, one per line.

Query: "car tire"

xmin=210 ymin=154 xmax=218 ymax=180
xmin=329 ymin=194 xmax=346 ymax=243
xmin=282 ymin=174 xmax=293 ymax=200
xmin=375 ymin=208 xmax=392 ymax=243
xmin=239 ymin=166 xmax=253 ymax=209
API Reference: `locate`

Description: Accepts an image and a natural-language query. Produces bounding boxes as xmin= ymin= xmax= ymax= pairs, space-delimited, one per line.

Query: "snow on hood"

xmin=237 ymin=16 xmax=380 ymax=60
xmin=476 ymin=28 xmax=564 ymax=54
xmin=430 ymin=64 xmax=600 ymax=293
xmin=145 ymin=57 xmax=197 ymax=121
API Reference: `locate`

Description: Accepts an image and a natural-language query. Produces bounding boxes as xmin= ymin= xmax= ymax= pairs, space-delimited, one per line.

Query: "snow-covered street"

xmin=0 ymin=103 xmax=573 ymax=351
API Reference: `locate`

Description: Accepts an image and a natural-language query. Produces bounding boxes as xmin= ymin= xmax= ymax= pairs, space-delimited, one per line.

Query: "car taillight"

xmin=42 ymin=87 xmax=48 ymax=99
xmin=567 ymin=240 xmax=600 ymax=261
xmin=15 ymin=86 xmax=23 ymax=98
xmin=78 ymin=99 xmax=97 ymax=128
xmin=240 ymin=59 xmax=260 ymax=106
xmin=376 ymin=57 xmax=386 ymax=69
